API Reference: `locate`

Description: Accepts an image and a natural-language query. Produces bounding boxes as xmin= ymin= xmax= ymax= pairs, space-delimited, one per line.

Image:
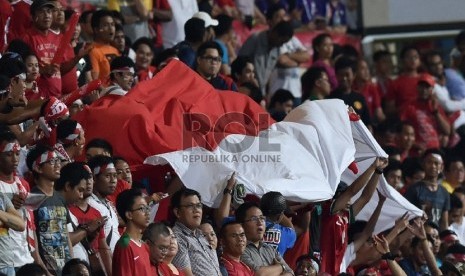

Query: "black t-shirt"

xmin=329 ymin=89 xmax=372 ymax=126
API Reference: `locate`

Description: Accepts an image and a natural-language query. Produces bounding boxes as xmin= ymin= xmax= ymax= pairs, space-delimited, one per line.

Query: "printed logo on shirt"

xmin=105 ymin=53 xmax=118 ymax=63
xmin=263 ymin=229 xmax=281 ymax=250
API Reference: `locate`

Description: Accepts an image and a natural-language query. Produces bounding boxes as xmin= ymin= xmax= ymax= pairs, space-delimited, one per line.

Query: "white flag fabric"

xmin=145 ymin=99 xmax=356 ymax=206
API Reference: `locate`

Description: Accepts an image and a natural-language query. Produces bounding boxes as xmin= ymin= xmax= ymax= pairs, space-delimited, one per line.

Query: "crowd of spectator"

xmin=0 ymin=0 xmax=464 ymax=276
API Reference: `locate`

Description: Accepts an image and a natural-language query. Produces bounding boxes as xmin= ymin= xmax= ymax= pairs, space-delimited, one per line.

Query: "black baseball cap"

xmin=30 ymin=0 xmax=56 ymax=16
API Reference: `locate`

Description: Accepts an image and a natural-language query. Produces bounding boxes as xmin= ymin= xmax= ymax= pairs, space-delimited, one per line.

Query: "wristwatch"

xmin=223 ymin=188 xmax=233 ymax=195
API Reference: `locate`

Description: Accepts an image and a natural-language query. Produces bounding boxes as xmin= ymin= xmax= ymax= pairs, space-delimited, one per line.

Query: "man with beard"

xmin=68 ymin=163 xmax=112 ymax=275
xmin=88 ymin=155 xmax=120 ymax=252
xmin=113 ymin=188 xmax=152 ymax=276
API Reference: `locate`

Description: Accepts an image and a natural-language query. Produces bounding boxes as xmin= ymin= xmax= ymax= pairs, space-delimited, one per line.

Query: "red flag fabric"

xmin=75 ymin=60 xmax=272 ymax=173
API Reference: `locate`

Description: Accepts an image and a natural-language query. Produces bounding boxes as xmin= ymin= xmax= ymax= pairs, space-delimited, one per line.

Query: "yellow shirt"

xmin=108 ymin=0 xmax=152 ymax=12
xmin=442 ymin=180 xmax=455 ymax=194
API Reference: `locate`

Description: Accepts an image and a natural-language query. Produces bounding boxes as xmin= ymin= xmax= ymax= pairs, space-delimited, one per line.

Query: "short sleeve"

xmin=89 ymin=49 xmax=101 ymax=76
xmin=0 ymin=193 xmax=13 ymax=211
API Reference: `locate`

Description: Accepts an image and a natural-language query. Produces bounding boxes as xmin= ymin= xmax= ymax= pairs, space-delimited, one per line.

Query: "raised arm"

xmin=214 ymin=173 xmax=236 ymax=228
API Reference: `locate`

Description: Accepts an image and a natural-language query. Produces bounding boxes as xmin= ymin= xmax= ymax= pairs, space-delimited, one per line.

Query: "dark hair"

xmin=143 ymin=222 xmax=171 ymax=242
xmin=214 ymin=14 xmax=233 ymax=37
xmin=171 ymin=188 xmax=201 ymax=209
xmin=269 ymin=89 xmax=294 ymax=108
xmin=114 ymin=23 xmax=124 ymax=33
xmin=373 ymin=50 xmax=391 ymax=63
xmin=0 ymin=131 xmax=16 ymax=146
xmin=271 ymin=20 xmax=294 ymax=40
xmin=454 ymin=186 xmax=465 ymax=195
xmin=154 ymin=47 xmax=178 ymax=67
xmin=446 ymin=243 xmax=465 ymax=254
xmin=440 ymin=229 xmax=458 ymax=240
xmin=396 ymin=121 xmax=414 ymax=133
xmin=400 ymin=45 xmax=418 ymax=60
xmin=341 ymin=45 xmax=359 ymax=60
xmin=16 ymin=263 xmax=47 ymax=276
xmin=0 ymin=55 xmax=27 ymax=78
xmin=455 ymin=30 xmax=465 ymax=47
xmin=116 ymin=188 xmax=143 ymax=223
xmin=132 ymin=36 xmax=155 ymax=54
xmin=79 ymin=10 xmax=93 ymax=24
xmin=235 ymin=201 xmax=260 ymax=223
xmin=88 ymin=155 xmax=114 ymax=176
xmin=422 ymin=148 xmax=444 ymax=161
xmin=113 ymin=156 xmax=128 ymax=164
xmin=402 ymin=157 xmax=424 ymax=178
xmin=301 ymin=66 xmax=327 ymax=101
xmin=64 ymin=9 xmax=75 ymax=21
xmin=219 ymin=220 xmax=241 ymax=239
xmin=62 ymin=259 xmax=91 ymax=276
xmin=348 ymin=220 xmax=367 ymax=243
xmin=91 ymin=9 xmax=114 ymax=30
xmin=196 ymin=41 xmax=223 ymax=60
xmin=57 ymin=119 xmax=79 ymax=145
xmin=296 ymin=254 xmax=320 ymax=270
xmin=423 ymin=50 xmax=442 ymax=66
xmin=240 ymin=82 xmax=263 ymax=104
xmin=384 ymin=159 xmax=402 ymax=175
xmin=85 ymin=138 xmax=113 ymax=156
xmin=111 ymin=10 xmax=125 ymax=25
xmin=425 ymin=220 xmax=439 ymax=231
xmin=231 ymin=56 xmax=253 ymax=81
xmin=335 ymin=56 xmax=356 ymax=73
xmin=312 ymin=33 xmax=331 ymax=62
xmin=445 ymin=155 xmax=464 ymax=172
xmin=266 ymin=4 xmax=286 ymax=21
xmin=383 ymin=145 xmax=401 ymax=157
xmin=26 ymin=144 xmax=51 ymax=175
xmin=5 ymin=39 xmax=32 ymax=61
xmin=450 ymin=193 xmax=464 ymax=210
xmin=184 ymin=18 xmax=206 ymax=43
xmin=55 ymin=162 xmax=91 ymax=191
xmin=109 ymin=56 xmax=135 ymax=80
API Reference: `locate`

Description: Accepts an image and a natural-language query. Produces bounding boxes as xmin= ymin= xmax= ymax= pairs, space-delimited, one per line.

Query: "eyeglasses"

xmin=179 ymin=203 xmax=203 ymax=211
xmin=201 ymin=56 xmax=222 ymax=63
xmin=244 ymin=216 xmax=266 ymax=223
xmin=131 ymin=205 xmax=150 ymax=213
xmin=43 ymin=158 xmax=61 ymax=166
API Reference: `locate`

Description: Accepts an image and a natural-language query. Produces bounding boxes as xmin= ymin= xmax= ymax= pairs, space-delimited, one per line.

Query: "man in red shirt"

xmin=401 ymin=74 xmax=451 ymax=150
xmin=219 ymin=221 xmax=254 ymax=276
xmin=143 ymin=222 xmax=176 ymax=275
xmin=113 ymin=188 xmax=152 ymax=276
xmin=21 ymin=0 xmax=62 ymax=99
xmin=7 ymin=0 xmax=32 ymax=43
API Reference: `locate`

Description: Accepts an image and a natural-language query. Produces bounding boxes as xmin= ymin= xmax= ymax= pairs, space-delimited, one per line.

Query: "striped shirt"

xmin=172 ymin=221 xmax=221 ymax=275
xmin=241 ymin=241 xmax=293 ymax=274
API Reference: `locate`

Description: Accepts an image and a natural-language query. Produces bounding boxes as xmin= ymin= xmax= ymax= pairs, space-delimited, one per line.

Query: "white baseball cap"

xmin=193 ymin=12 xmax=218 ymax=27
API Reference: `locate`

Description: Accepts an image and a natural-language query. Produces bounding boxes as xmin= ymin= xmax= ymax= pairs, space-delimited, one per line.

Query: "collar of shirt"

xmin=175 ymin=221 xmax=201 ymax=237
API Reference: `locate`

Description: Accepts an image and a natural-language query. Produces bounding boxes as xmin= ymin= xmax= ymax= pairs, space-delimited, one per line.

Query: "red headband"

xmin=93 ymin=163 xmax=115 ymax=175
xmin=0 ymin=142 xmax=20 ymax=153
xmin=33 ymin=151 xmax=57 ymax=170
xmin=60 ymin=123 xmax=83 ymax=145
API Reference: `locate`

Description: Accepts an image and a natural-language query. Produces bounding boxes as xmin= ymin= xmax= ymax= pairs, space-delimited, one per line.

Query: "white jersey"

xmin=88 ymin=194 xmax=120 ymax=253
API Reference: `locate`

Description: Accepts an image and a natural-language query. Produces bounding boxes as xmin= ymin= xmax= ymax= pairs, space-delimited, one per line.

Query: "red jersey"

xmin=152 ymin=0 xmax=171 ymax=48
xmin=319 ymin=200 xmax=353 ymax=275
xmin=150 ymin=261 xmax=179 ymax=276
xmin=68 ymin=204 xmax=105 ymax=251
xmin=401 ymin=101 xmax=446 ymax=149
xmin=112 ymin=233 xmax=152 ymax=276
xmin=22 ymin=28 xmax=62 ymax=98
xmin=220 ymin=254 xmax=254 ymax=276
xmin=284 ymin=230 xmax=310 ymax=271
xmin=137 ymin=66 xmax=157 ymax=82
xmin=0 ymin=0 xmax=12 ymax=53
xmin=8 ymin=0 xmax=32 ymax=43
xmin=386 ymin=74 xmax=420 ymax=111
xmin=353 ymin=81 xmax=382 ymax=118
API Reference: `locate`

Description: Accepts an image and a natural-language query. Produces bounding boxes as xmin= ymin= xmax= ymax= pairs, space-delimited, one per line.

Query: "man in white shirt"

xmin=162 ymin=0 xmax=198 ymax=48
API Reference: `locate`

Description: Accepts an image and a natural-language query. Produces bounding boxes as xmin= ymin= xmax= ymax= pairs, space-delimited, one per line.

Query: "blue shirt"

xmin=445 ymin=68 xmax=465 ymax=100
xmin=263 ymin=221 xmax=296 ymax=256
xmin=176 ymin=41 xmax=197 ymax=68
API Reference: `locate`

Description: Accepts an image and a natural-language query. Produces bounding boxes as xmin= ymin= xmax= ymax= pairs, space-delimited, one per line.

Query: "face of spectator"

xmin=25 ymin=55 xmax=40 ymax=82
xmin=75 ymin=131 xmax=86 ymax=157
xmin=200 ymin=222 xmax=217 ymax=250
xmin=356 ymin=59 xmax=371 ymax=82
xmin=403 ymin=49 xmax=420 ymax=71
xmin=397 ymin=124 xmax=415 ymax=151
xmin=275 ymin=99 xmax=294 ymax=114
xmin=427 ymin=55 xmax=444 ymax=77
xmin=135 ymin=44 xmax=154 ymax=70
xmin=221 ymin=224 xmax=247 ymax=258
xmin=94 ymin=166 xmax=117 ymax=197
xmin=128 ymin=196 xmax=150 ymax=229
xmin=315 ymin=72 xmax=331 ymax=96
xmin=166 ymin=227 xmax=178 ymax=260
xmin=316 ymin=37 xmax=333 ymax=60
xmin=237 ymin=62 xmax=256 ymax=84
xmin=445 ymin=161 xmax=465 ymax=185
xmin=69 ymin=101 xmax=84 ymax=117
xmin=114 ymin=70 xmax=135 ymax=91
xmin=406 ymin=170 xmax=425 ymax=186
xmin=33 ymin=6 xmax=53 ymax=30
xmin=269 ymin=8 xmax=289 ymax=28
xmin=96 ymin=16 xmax=115 ymax=43
xmin=0 ymin=141 xmax=19 ymax=176
xmin=85 ymin=147 xmax=110 ymax=161
xmin=70 ymin=264 xmax=90 ymax=276
xmin=386 ymin=169 xmax=402 ymax=189
xmin=72 ymin=21 xmax=81 ymax=42
xmin=115 ymin=160 xmax=132 ymax=185
xmin=417 ymin=82 xmax=433 ymax=101
xmin=9 ymin=73 xmax=27 ymax=106
xmin=113 ymin=30 xmax=125 ymax=52
xmin=242 ymin=206 xmax=265 ymax=243
xmin=64 ymin=178 xmax=86 ymax=204
xmin=423 ymin=153 xmax=443 ymax=179
xmin=336 ymin=67 xmax=354 ymax=90
xmin=83 ymin=176 xmax=93 ymax=198
xmin=375 ymin=55 xmax=393 ymax=76
xmin=148 ymin=233 xmax=171 ymax=264
xmin=412 ymin=241 xmax=429 ymax=266
xmin=295 ymin=258 xmax=317 ymax=276
xmin=174 ymin=195 xmax=202 ymax=230
xmin=37 ymin=155 xmax=61 ymax=181
xmin=197 ymin=48 xmax=222 ymax=78
xmin=453 ymin=192 xmax=465 ymax=214
xmin=450 ymin=208 xmax=463 ymax=225
xmin=52 ymin=1 xmax=65 ymax=28
xmin=425 ymin=225 xmax=441 ymax=254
